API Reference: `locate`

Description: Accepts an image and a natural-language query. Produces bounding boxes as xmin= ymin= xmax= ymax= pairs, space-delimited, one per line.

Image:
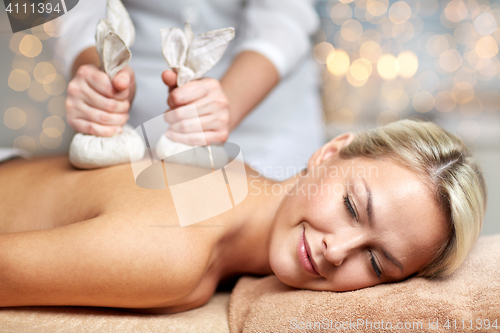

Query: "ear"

xmin=161 ymin=27 xmax=189 ymax=69
xmin=307 ymin=133 xmax=355 ymax=170
xmin=185 ymin=27 xmax=235 ymax=78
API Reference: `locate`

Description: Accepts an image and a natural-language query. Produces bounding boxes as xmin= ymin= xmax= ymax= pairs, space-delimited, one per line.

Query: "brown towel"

xmin=229 ymin=234 xmax=500 ymax=333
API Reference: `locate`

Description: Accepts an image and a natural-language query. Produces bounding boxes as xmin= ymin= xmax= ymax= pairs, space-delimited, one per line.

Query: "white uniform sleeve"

xmin=55 ymin=0 xmax=106 ymax=79
xmin=234 ymin=0 xmax=319 ymax=78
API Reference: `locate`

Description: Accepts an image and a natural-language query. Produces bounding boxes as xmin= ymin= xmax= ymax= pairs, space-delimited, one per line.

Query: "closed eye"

xmin=343 ymin=194 xmax=357 ymax=220
xmin=369 ymin=250 xmax=382 ymax=279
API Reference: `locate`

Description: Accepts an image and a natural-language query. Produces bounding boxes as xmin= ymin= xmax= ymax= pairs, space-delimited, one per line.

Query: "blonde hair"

xmin=339 ymin=118 xmax=487 ymax=277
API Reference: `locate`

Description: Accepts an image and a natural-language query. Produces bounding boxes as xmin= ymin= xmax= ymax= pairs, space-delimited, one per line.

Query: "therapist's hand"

xmin=162 ymin=69 xmax=230 ymax=145
xmin=66 ymin=64 xmax=135 ymax=137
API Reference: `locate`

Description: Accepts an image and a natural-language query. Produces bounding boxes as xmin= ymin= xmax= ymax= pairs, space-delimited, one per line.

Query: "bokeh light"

xmin=327 ymin=49 xmax=350 ymax=77
xmin=397 ymin=51 xmax=418 ymax=78
xmin=33 ymin=62 xmax=57 ymax=84
xmin=439 ymin=49 xmax=462 ymax=72
xmin=330 ymin=3 xmax=353 ymax=25
xmin=8 ymin=69 xmax=31 ymax=91
xmin=314 ymin=42 xmax=335 ymax=64
xmin=341 ymin=19 xmax=364 ymax=42
xmin=349 ymin=58 xmax=372 ymax=81
xmin=13 ymin=135 xmax=36 ymax=153
xmin=4 ymin=107 xmax=27 ymax=130
xmin=377 ymin=54 xmax=399 ymax=80
xmin=475 ymin=36 xmax=498 ymax=59
xmin=388 ymin=1 xmax=411 ymax=24
xmin=47 ymin=96 xmax=67 ymax=117
xmin=412 ymin=91 xmax=435 ymax=113
xmin=42 ymin=116 xmax=65 ymax=137
xmin=19 ymin=35 xmax=42 ymax=58
xmin=43 ymin=74 xmax=66 ymax=96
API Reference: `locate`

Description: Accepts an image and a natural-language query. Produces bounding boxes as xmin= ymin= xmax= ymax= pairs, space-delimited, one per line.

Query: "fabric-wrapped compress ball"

xmin=68 ymin=0 xmax=145 ymax=169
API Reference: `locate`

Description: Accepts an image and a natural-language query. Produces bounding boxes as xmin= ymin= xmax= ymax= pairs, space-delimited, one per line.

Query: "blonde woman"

xmin=0 ymin=119 xmax=486 ymax=313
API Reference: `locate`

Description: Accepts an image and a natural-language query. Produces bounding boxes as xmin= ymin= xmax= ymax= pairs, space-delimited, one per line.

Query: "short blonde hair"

xmin=339 ymin=118 xmax=487 ymax=277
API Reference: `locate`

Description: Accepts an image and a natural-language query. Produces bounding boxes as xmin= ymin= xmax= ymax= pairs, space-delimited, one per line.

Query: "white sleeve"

xmin=55 ymin=0 xmax=106 ymax=79
xmin=234 ymin=0 xmax=319 ymax=78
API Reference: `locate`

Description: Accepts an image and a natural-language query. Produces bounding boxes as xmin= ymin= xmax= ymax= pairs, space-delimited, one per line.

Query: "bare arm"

xmin=0 ymin=214 xmax=206 ymax=309
xmin=71 ymin=46 xmax=101 ymax=78
xmin=220 ymin=51 xmax=280 ymax=131
xmin=163 ymin=50 xmax=280 ymax=144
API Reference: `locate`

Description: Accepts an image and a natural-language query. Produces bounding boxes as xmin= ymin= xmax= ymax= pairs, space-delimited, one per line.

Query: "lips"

xmin=297 ymin=229 xmax=320 ymax=276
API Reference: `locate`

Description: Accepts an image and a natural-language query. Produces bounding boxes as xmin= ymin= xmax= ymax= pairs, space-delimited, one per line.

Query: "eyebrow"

xmin=361 ymin=177 xmax=404 ymax=273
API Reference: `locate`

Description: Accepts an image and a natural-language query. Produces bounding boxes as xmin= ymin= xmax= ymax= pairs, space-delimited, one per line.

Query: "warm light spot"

xmin=474 ymin=12 xmax=497 ymax=36
xmin=19 ymin=35 xmax=42 ymax=58
xmin=386 ymin=89 xmax=409 ymax=111
xmin=439 ymin=50 xmax=462 ymax=72
xmin=350 ymin=58 xmax=373 ymax=81
xmin=366 ymin=0 xmax=389 ymax=16
xmin=330 ymin=4 xmax=353 ymax=26
xmin=9 ymin=32 xmax=26 ymax=54
xmin=396 ymin=51 xmax=418 ymax=78
xmin=43 ymin=19 xmax=65 ymax=38
xmin=412 ymin=91 xmax=435 ymax=113
xmin=417 ymin=71 xmax=440 ymax=92
xmin=377 ymin=110 xmax=400 ymax=125
xmin=452 ymin=82 xmax=475 ymax=104
xmin=327 ymin=49 xmax=351 ymax=77
xmin=346 ymin=71 xmax=369 ymax=87
xmin=48 ymin=96 xmax=67 ymax=117
xmin=377 ymin=54 xmax=399 ymax=80
xmin=476 ymin=58 xmax=498 ymax=78
xmin=43 ymin=74 xmax=66 ymax=96
xmin=435 ymin=91 xmax=457 ymax=112
xmin=454 ymin=68 xmax=477 ymax=87
xmin=314 ymin=42 xmax=335 ymax=65
xmin=39 ymin=131 xmax=63 ymax=149
xmin=13 ymin=135 xmax=36 ymax=153
xmin=4 ymin=107 xmax=27 ymax=130
xmin=426 ymin=35 xmax=449 ymax=57
xmin=28 ymin=81 xmax=50 ymax=102
xmin=454 ymin=23 xmax=477 ymax=45
xmin=341 ymin=19 xmax=363 ymax=42
xmin=339 ymin=0 xmax=354 ymax=3
xmin=392 ymin=21 xmax=415 ymax=43
xmin=8 ymin=69 xmax=31 ymax=92
xmin=12 ymin=55 xmax=35 ymax=73
xmin=43 ymin=116 xmax=65 ymax=137
xmin=359 ymin=41 xmax=382 ymax=63
xmin=475 ymin=36 xmax=498 ymax=59
xmin=444 ymin=0 xmax=468 ymax=22
xmin=388 ymin=1 xmax=412 ymax=24
xmin=33 ymin=62 xmax=57 ymax=84
xmin=456 ymin=120 xmax=480 ymax=141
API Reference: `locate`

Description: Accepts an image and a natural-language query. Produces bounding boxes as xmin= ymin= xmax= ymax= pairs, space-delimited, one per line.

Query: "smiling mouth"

xmin=297 ymin=228 xmax=320 ymax=276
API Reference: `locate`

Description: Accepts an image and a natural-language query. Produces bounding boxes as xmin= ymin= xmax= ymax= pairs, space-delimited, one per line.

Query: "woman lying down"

xmin=0 ymin=119 xmax=487 ymax=314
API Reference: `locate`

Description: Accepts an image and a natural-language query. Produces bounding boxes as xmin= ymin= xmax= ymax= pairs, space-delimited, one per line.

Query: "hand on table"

xmin=66 ymin=65 xmax=135 ymax=137
xmin=162 ymin=69 xmax=230 ymax=146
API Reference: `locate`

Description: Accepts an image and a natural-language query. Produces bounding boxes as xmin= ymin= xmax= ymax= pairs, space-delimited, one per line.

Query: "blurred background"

xmin=0 ymin=0 xmax=499 ymax=235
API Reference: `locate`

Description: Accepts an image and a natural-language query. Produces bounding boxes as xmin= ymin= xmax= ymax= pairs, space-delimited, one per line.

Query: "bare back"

xmin=0 ymin=156 xmax=240 ymax=312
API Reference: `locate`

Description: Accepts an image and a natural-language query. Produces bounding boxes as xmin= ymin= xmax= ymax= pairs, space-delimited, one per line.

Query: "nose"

xmin=323 ymin=229 xmax=367 ymax=266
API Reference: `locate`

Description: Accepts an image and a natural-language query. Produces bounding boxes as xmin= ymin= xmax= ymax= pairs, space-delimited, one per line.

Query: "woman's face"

xmin=268 ymin=134 xmax=448 ymax=292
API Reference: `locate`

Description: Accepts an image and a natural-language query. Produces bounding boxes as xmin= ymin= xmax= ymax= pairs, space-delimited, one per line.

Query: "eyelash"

xmin=342 ymin=194 xmax=357 ymax=220
xmin=343 ymin=194 xmax=382 ymax=279
xmin=369 ymin=251 xmax=382 ymax=279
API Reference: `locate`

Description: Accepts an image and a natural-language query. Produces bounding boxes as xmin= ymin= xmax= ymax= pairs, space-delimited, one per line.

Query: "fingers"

xmin=165 ymin=130 xmax=229 ymax=146
xmin=66 ymin=64 xmax=134 ymax=135
xmin=167 ymin=78 xmax=215 ymax=108
xmin=167 ymin=113 xmax=227 ymax=133
xmin=112 ymin=66 xmax=135 ymax=92
xmin=162 ymin=69 xmax=177 ymax=90
xmin=67 ymin=118 xmax=123 ymax=137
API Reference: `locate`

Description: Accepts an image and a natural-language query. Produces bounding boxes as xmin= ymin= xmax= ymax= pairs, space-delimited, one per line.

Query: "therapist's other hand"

xmin=162 ymin=69 xmax=230 ymax=146
xmin=66 ymin=65 xmax=135 ymax=137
